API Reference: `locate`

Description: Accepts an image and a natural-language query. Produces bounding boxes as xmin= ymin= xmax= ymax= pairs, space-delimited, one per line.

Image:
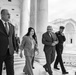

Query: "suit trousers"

xmin=54 ymin=45 xmax=66 ymax=72
xmin=23 ymin=56 xmax=34 ymax=75
xmin=31 ymin=56 xmax=34 ymax=68
xmin=44 ymin=49 xmax=55 ymax=74
xmin=0 ymin=49 xmax=14 ymax=75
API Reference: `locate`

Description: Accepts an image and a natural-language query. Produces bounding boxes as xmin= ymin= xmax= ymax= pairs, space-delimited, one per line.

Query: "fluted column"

xmin=20 ymin=0 xmax=30 ymax=38
xmin=20 ymin=0 xmax=48 ymax=61
xmin=29 ymin=0 xmax=37 ymax=29
xmin=36 ymin=0 xmax=48 ymax=59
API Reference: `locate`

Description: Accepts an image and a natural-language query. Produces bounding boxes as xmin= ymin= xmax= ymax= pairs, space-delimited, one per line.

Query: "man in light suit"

xmin=0 ymin=9 xmax=17 ymax=75
xmin=42 ymin=26 xmax=58 ymax=75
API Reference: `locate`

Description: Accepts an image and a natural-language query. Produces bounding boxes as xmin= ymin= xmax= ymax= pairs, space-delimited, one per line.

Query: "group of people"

xmin=42 ymin=26 xmax=69 ymax=75
xmin=0 ymin=9 xmax=38 ymax=75
xmin=0 ymin=8 xmax=68 ymax=75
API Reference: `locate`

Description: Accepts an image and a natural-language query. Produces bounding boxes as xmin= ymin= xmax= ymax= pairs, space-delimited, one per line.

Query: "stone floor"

xmin=2 ymin=53 xmax=76 ymax=75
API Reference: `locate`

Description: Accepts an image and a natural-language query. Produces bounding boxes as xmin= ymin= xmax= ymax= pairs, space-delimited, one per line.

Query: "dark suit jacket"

xmin=55 ymin=31 xmax=66 ymax=53
xmin=42 ymin=32 xmax=58 ymax=53
xmin=55 ymin=31 xmax=66 ymax=44
xmin=0 ymin=20 xmax=16 ymax=56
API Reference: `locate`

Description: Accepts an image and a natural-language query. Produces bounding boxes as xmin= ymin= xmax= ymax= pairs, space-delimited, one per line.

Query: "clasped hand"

xmin=52 ymin=41 xmax=58 ymax=46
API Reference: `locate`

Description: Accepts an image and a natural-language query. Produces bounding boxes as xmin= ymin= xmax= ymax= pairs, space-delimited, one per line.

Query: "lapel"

xmin=8 ymin=22 xmax=13 ymax=36
xmin=0 ymin=20 xmax=8 ymax=35
xmin=46 ymin=32 xmax=55 ymax=42
xmin=47 ymin=32 xmax=52 ymax=38
xmin=46 ymin=32 xmax=52 ymax=41
xmin=51 ymin=32 xmax=57 ymax=41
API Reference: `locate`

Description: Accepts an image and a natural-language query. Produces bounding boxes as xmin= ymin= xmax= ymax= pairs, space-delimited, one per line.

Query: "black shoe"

xmin=49 ymin=74 xmax=53 ymax=75
xmin=48 ymin=70 xmax=53 ymax=75
xmin=62 ymin=71 xmax=69 ymax=74
xmin=49 ymin=73 xmax=53 ymax=75
xmin=54 ymin=67 xmax=60 ymax=70
xmin=32 ymin=66 xmax=35 ymax=69
xmin=43 ymin=65 xmax=48 ymax=72
xmin=3 ymin=67 xmax=6 ymax=70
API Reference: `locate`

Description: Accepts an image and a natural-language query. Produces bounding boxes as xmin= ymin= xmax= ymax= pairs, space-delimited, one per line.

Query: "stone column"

xmin=36 ymin=0 xmax=48 ymax=60
xmin=20 ymin=0 xmax=30 ymax=39
xmin=29 ymin=0 xmax=37 ymax=29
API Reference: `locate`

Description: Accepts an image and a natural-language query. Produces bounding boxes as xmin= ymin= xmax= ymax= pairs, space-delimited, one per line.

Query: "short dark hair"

xmin=1 ymin=9 xmax=7 ymax=14
xmin=60 ymin=26 xmax=65 ymax=29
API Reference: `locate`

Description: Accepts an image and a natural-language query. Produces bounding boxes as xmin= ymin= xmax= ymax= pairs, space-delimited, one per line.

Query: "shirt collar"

xmin=1 ymin=19 xmax=8 ymax=24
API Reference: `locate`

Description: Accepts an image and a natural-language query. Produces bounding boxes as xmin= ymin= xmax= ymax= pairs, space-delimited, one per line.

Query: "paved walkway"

xmin=2 ymin=53 xmax=76 ymax=75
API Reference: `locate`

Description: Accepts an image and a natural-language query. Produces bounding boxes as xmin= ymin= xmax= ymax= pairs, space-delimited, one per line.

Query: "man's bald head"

xmin=1 ymin=9 xmax=8 ymax=14
xmin=1 ymin=9 xmax=10 ymax=22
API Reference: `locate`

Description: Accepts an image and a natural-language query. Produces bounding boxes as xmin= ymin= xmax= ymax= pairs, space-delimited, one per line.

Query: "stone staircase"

xmin=2 ymin=53 xmax=76 ymax=75
xmin=14 ymin=52 xmax=76 ymax=67
xmin=14 ymin=53 xmax=25 ymax=66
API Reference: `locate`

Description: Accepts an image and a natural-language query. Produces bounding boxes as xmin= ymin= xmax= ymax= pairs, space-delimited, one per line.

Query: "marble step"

xmin=14 ymin=54 xmax=25 ymax=65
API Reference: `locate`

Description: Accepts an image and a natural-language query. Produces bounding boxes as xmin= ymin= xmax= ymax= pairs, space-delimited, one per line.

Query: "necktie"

xmin=5 ymin=22 xmax=8 ymax=34
xmin=49 ymin=33 xmax=51 ymax=37
xmin=49 ymin=33 xmax=54 ymax=42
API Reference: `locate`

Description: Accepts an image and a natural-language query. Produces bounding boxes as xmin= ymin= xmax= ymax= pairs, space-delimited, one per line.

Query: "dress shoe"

xmin=43 ymin=65 xmax=48 ymax=72
xmin=48 ymin=70 xmax=53 ymax=75
xmin=49 ymin=74 xmax=53 ymax=75
xmin=62 ymin=71 xmax=69 ymax=74
xmin=3 ymin=67 xmax=6 ymax=70
xmin=32 ymin=66 xmax=35 ymax=69
xmin=54 ymin=67 xmax=60 ymax=70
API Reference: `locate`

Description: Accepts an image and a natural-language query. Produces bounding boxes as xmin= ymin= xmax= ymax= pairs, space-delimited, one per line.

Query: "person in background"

xmin=0 ymin=9 xmax=17 ymax=75
xmin=54 ymin=26 xmax=68 ymax=74
xmin=42 ymin=26 xmax=58 ymax=75
xmin=15 ymin=34 xmax=20 ymax=53
xmin=19 ymin=27 xmax=38 ymax=75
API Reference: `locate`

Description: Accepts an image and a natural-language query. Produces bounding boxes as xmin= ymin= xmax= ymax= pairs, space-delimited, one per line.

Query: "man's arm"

xmin=12 ymin=26 xmax=17 ymax=52
xmin=61 ymin=33 xmax=66 ymax=42
xmin=42 ymin=34 xmax=53 ymax=46
xmin=53 ymin=33 xmax=59 ymax=45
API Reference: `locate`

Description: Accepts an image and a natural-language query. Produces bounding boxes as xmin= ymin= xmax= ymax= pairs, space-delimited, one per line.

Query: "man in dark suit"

xmin=54 ymin=26 xmax=68 ymax=74
xmin=0 ymin=9 xmax=17 ymax=75
xmin=42 ymin=26 xmax=58 ymax=75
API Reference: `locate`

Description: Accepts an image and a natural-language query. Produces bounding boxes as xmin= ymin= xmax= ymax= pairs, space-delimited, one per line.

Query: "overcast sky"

xmin=48 ymin=0 xmax=76 ymax=22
